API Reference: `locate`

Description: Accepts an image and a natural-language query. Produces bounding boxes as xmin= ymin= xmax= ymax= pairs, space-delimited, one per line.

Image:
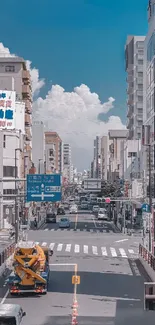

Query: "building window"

xmin=138 ymin=72 xmax=143 ymax=77
xmin=3 ymin=135 xmax=6 ymax=148
xmin=138 ymin=96 xmax=143 ymax=102
xmin=49 ymin=149 xmax=54 ymax=156
xmin=137 ymin=41 xmax=144 ymax=49
xmin=138 ymin=60 xmax=143 ymax=65
xmin=5 ymin=65 xmax=15 ymax=72
xmin=3 ymin=166 xmax=17 ymax=177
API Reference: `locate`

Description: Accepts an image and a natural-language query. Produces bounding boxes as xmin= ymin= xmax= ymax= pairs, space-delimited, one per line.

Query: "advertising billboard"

xmin=0 ymin=90 xmax=16 ymax=129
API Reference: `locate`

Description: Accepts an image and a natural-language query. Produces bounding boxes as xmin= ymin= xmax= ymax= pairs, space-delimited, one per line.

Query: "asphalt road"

xmin=0 ymin=212 xmax=154 ymax=324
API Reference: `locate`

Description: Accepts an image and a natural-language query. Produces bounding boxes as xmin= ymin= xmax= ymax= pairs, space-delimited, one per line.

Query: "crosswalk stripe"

xmin=75 ymin=245 xmax=80 ymax=253
xmin=92 ymin=246 xmax=98 ymax=255
xmin=57 ymin=243 xmax=63 ymax=251
xmin=49 ymin=243 xmax=55 ymax=250
xmin=41 ymin=242 xmax=47 ymax=246
xmin=83 ymin=245 xmax=88 ymax=254
xmin=110 ymin=247 xmax=117 ymax=257
xmin=66 ymin=244 xmax=71 ymax=252
xmin=128 ymin=249 xmax=134 ymax=254
xmin=101 ymin=247 xmax=107 ymax=256
xmin=119 ymin=248 xmax=127 ymax=258
xmin=44 ymin=229 xmax=48 ymax=231
xmin=51 ymin=229 xmax=54 ymax=231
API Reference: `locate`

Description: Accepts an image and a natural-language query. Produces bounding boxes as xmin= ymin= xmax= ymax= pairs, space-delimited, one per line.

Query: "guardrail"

xmin=139 ymin=244 xmax=155 ymax=270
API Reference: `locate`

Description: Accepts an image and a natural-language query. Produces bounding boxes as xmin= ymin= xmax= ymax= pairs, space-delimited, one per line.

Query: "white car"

xmin=98 ymin=208 xmax=108 ymax=220
xmin=92 ymin=205 xmax=99 ymax=213
xmin=69 ymin=205 xmax=78 ymax=213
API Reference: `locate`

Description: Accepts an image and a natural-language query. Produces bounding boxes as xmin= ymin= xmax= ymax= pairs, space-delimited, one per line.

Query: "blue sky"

xmin=0 ymin=0 xmax=149 ymax=169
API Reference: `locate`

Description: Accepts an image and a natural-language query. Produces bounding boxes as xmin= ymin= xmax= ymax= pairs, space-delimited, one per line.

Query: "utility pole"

xmin=15 ymin=148 xmax=22 ymax=244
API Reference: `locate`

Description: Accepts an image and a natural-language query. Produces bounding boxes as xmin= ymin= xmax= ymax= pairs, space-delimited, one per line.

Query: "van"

xmin=0 ymin=304 xmax=26 ymax=324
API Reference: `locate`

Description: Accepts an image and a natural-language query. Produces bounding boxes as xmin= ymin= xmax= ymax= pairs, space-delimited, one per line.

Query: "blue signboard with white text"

xmin=27 ymin=174 xmax=62 ymax=202
xmin=141 ymin=203 xmax=150 ymax=213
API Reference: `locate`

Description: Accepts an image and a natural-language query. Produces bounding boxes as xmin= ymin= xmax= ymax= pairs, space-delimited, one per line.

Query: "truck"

xmin=7 ymin=241 xmax=53 ymax=295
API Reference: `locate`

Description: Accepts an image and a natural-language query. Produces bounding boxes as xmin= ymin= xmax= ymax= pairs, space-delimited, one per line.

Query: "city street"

xmin=0 ymin=212 xmax=154 ymax=324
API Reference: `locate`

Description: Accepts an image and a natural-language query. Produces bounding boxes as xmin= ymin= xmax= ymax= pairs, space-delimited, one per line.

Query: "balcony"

xmin=25 ymin=113 xmax=32 ymax=126
xmin=136 ymin=102 xmax=143 ymax=109
xmin=24 ymin=100 xmax=32 ymax=113
xmin=22 ymin=84 xmax=32 ymax=99
xmin=22 ymin=70 xmax=31 ymax=80
xmin=137 ymin=114 xmax=143 ymax=121
xmin=136 ymin=54 xmax=144 ymax=60
xmin=127 ymin=98 xmax=133 ymax=106
xmin=127 ymin=106 xmax=133 ymax=117
xmin=136 ymin=90 xmax=143 ymax=96
xmin=137 ymin=66 xmax=143 ymax=73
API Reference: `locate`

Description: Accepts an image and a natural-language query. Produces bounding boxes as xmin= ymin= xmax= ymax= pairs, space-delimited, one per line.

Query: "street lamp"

xmin=15 ymin=148 xmax=22 ymax=243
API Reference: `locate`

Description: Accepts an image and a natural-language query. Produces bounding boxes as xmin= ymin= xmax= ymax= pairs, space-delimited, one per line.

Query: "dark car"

xmin=46 ymin=212 xmax=56 ymax=223
xmin=57 ymin=207 xmax=65 ymax=215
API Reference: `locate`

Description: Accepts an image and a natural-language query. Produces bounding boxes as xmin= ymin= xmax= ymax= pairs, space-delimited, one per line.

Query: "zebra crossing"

xmin=41 ymin=227 xmax=114 ymax=233
xmin=35 ymin=241 xmax=138 ymax=258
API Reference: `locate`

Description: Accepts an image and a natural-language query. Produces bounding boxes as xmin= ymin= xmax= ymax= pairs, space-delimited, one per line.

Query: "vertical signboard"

xmin=0 ymin=91 xmax=16 ymax=129
xmin=151 ymin=208 xmax=154 ymax=254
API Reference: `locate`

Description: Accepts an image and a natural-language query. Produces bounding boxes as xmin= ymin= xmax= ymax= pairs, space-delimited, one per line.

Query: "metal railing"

xmin=139 ymin=244 xmax=155 ymax=270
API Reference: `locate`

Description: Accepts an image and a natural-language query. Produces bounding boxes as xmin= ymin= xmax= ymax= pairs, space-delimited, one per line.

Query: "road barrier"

xmin=139 ymin=244 xmax=155 ymax=281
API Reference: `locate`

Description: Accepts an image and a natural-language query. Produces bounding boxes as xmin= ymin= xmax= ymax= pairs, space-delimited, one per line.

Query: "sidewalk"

xmin=0 ymin=242 xmax=15 ymax=277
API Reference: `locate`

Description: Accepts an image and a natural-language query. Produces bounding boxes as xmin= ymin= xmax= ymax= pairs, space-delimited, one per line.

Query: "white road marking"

xmin=119 ymin=248 xmax=127 ymax=258
xmin=101 ymin=247 xmax=107 ymax=256
xmin=110 ymin=247 xmax=117 ymax=257
xmin=50 ymin=263 xmax=76 ymax=266
xmin=115 ymin=239 xmax=129 ymax=243
xmin=41 ymin=242 xmax=47 ymax=246
xmin=57 ymin=243 xmax=63 ymax=251
xmin=49 ymin=243 xmax=55 ymax=250
xmin=75 ymin=245 xmax=80 ymax=253
xmin=1 ymin=290 xmax=9 ymax=304
xmin=128 ymin=249 xmax=135 ymax=254
xmin=83 ymin=245 xmax=88 ymax=254
xmin=44 ymin=228 xmax=48 ymax=231
xmin=66 ymin=244 xmax=71 ymax=252
xmin=92 ymin=246 xmax=98 ymax=255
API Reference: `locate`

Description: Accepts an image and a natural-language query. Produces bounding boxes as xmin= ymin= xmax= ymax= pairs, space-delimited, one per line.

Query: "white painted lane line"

xmin=83 ymin=245 xmax=88 ymax=254
xmin=41 ymin=242 xmax=47 ymax=246
xmin=57 ymin=243 xmax=63 ymax=251
xmin=110 ymin=247 xmax=117 ymax=257
xmin=115 ymin=239 xmax=129 ymax=243
xmin=75 ymin=245 xmax=80 ymax=253
xmin=128 ymin=249 xmax=135 ymax=254
xmin=66 ymin=244 xmax=71 ymax=252
xmin=1 ymin=290 xmax=9 ymax=304
xmin=119 ymin=248 xmax=127 ymax=258
xmin=92 ymin=246 xmax=98 ymax=255
xmin=49 ymin=243 xmax=55 ymax=250
xmin=101 ymin=247 xmax=107 ymax=256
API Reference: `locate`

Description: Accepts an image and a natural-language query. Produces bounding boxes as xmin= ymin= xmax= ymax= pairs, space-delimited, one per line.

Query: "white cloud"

xmin=0 ymin=42 xmax=126 ymax=168
xmin=33 ymin=84 xmax=126 ymax=150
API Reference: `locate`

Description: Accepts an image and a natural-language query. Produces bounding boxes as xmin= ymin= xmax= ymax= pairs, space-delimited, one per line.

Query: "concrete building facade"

xmin=45 ymin=132 xmax=63 ymax=174
xmin=32 ymin=121 xmax=45 ymax=173
xmin=125 ymin=35 xmax=145 ymax=140
xmin=63 ymin=143 xmax=73 ymax=183
xmin=0 ymin=57 xmax=32 ymax=170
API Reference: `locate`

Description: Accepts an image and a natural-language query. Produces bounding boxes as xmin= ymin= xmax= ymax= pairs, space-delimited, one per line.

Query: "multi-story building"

xmin=0 ymin=56 xmax=32 ymax=170
xmin=108 ymin=130 xmax=128 ymax=182
xmin=45 ymin=132 xmax=63 ymax=174
xmin=143 ymin=0 xmax=155 ymax=197
xmin=93 ymin=136 xmax=102 ymax=179
xmin=101 ymin=136 xmax=109 ymax=180
xmin=63 ymin=143 xmax=73 ymax=183
xmin=125 ymin=35 xmax=145 ymax=140
xmin=32 ymin=121 xmax=45 ymax=173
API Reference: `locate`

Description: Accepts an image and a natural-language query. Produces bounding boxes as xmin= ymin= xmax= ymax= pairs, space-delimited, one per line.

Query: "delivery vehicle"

xmin=97 ymin=208 xmax=108 ymax=220
xmin=59 ymin=217 xmax=70 ymax=228
xmin=69 ymin=205 xmax=78 ymax=214
xmin=7 ymin=241 xmax=53 ymax=295
xmin=0 ymin=304 xmax=26 ymax=325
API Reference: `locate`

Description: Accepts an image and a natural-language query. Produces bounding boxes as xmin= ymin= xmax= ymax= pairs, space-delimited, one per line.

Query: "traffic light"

xmin=97 ymin=198 xmax=105 ymax=204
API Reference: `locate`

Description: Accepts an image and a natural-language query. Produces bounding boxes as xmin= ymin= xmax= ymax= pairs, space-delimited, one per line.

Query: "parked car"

xmin=59 ymin=217 xmax=70 ymax=228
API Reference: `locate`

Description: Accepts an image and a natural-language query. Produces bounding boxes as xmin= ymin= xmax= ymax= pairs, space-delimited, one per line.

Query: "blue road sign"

xmin=27 ymin=174 xmax=62 ymax=202
xmin=141 ymin=203 xmax=150 ymax=213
